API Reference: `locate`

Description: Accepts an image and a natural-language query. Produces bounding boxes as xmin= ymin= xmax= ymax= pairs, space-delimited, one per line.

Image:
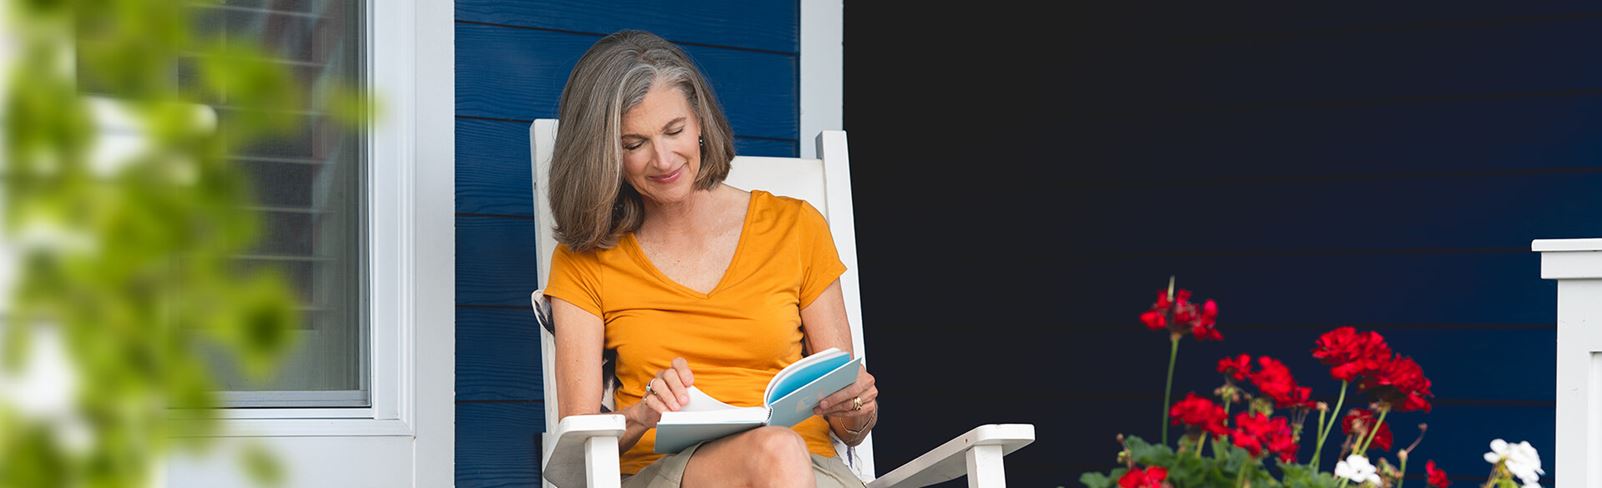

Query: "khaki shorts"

xmin=622 ymin=443 xmax=867 ymax=488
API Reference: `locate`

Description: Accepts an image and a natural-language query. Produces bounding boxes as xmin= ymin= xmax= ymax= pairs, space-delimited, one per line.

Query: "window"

xmin=202 ymin=0 xmax=369 ymax=409
xmin=77 ymin=0 xmax=370 ymax=408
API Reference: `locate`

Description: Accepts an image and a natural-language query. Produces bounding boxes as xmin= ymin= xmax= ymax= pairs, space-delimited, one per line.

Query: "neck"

xmin=640 ymin=184 xmax=726 ymax=238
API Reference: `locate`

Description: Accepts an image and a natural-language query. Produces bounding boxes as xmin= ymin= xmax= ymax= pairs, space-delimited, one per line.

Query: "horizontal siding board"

xmin=734 ymin=137 xmax=796 ymax=158
xmin=456 ymin=24 xmax=797 ymax=139
xmin=457 ymin=216 xmax=539 ymax=306
xmin=1064 ymin=172 xmax=1602 ymax=253
xmin=457 ymin=308 xmax=542 ymax=401
xmin=458 ymin=118 xmax=535 ymax=216
xmin=1081 ymin=16 xmax=1602 ymax=111
xmin=1069 ymin=95 xmax=1602 ymax=180
xmin=456 ymin=0 xmax=797 ymax=54
xmin=457 ymin=402 xmax=544 ymax=488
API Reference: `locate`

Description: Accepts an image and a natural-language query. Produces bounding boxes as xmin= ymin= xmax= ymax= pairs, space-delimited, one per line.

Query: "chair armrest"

xmin=541 ymin=414 xmax=627 ymax=488
xmin=866 ymin=424 xmax=1035 ymax=488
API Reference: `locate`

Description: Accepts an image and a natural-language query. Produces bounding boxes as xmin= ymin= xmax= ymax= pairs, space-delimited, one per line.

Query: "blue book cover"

xmin=654 ymin=348 xmax=862 ymax=453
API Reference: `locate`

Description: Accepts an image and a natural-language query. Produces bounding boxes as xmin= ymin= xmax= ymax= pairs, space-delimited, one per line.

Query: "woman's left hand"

xmin=815 ymin=367 xmax=877 ymax=425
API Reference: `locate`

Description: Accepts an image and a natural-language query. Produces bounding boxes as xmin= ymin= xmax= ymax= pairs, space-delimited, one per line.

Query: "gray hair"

xmin=548 ymin=30 xmax=735 ymax=252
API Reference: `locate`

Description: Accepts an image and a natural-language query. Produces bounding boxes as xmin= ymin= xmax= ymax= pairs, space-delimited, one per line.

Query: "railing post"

xmin=1534 ymin=238 xmax=1602 ymax=488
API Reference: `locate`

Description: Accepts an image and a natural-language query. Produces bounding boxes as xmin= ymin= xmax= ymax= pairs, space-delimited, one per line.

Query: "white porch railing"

xmin=1533 ymin=238 xmax=1602 ymax=488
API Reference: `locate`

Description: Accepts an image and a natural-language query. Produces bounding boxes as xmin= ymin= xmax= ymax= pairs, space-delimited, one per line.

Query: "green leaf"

xmin=1079 ymin=471 xmax=1113 ymax=488
xmin=1125 ymin=436 xmax=1178 ymax=466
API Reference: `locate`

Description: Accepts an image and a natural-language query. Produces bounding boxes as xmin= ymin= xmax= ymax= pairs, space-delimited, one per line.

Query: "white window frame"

xmin=169 ymin=0 xmax=454 ymax=484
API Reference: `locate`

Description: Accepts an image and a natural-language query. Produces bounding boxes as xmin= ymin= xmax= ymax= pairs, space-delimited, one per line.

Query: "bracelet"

xmin=844 ymin=411 xmax=877 ymax=436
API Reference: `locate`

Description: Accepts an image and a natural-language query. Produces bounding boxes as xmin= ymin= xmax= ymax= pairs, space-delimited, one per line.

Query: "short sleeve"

xmin=797 ymin=201 xmax=847 ymax=309
xmin=544 ymin=243 xmax=605 ymax=319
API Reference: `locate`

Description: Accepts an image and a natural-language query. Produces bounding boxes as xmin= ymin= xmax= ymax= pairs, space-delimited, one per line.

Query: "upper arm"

xmin=551 ymin=297 xmax=605 ymax=420
xmin=796 ymin=200 xmax=851 ymax=356
xmin=800 ymin=279 xmax=852 ymax=357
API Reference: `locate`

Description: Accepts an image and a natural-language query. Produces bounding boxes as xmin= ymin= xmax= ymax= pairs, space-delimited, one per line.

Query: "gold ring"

xmin=852 ymin=396 xmax=863 ymax=411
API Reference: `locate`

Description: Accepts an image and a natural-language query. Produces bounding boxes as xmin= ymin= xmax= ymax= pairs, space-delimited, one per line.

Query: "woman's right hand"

xmin=627 ymin=357 xmax=695 ymax=429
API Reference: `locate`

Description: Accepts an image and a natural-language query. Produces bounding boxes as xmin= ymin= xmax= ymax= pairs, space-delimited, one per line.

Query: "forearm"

xmin=617 ymin=409 xmax=650 ymax=453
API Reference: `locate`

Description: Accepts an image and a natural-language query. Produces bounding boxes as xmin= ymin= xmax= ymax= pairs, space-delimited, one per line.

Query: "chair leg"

xmin=585 ymin=436 xmax=621 ymax=488
xmin=964 ymin=444 xmax=1005 ymax=488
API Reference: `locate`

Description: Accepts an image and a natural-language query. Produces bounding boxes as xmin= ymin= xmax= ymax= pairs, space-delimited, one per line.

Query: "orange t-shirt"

xmin=543 ymin=190 xmax=849 ymax=475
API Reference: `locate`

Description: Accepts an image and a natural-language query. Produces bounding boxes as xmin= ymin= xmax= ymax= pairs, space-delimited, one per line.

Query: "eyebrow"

xmin=621 ymin=117 xmax=687 ymax=139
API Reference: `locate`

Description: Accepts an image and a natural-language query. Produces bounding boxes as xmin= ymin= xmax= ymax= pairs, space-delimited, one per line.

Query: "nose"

xmin=648 ymin=139 xmax=676 ymax=171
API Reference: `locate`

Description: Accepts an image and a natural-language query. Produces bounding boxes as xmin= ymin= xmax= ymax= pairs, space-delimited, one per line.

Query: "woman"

xmin=542 ymin=30 xmax=880 ymax=487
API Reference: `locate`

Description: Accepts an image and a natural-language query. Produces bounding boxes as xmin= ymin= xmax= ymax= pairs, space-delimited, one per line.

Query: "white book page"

xmin=659 ymin=386 xmax=767 ymax=425
xmin=679 ymin=386 xmax=737 ymax=412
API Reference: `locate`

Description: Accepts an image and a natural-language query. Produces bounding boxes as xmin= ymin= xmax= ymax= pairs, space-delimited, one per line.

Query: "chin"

xmin=641 ymin=182 xmax=695 ymax=205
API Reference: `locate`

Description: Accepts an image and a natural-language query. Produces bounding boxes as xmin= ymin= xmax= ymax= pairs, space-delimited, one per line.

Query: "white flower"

xmin=1335 ymin=454 xmax=1383 ymax=486
xmin=1484 ymin=439 xmax=1545 ymax=486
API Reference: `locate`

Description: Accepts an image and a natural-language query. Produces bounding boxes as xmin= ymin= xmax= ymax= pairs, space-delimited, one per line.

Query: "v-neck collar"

xmin=624 ymin=190 xmax=761 ymax=299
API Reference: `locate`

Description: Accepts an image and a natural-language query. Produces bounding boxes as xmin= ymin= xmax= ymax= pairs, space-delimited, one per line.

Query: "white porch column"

xmin=1534 ymin=238 xmax=1602 ymax=488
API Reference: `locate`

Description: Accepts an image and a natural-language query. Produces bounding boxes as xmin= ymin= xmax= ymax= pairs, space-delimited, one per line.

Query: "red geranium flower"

xmin=1230 ymin=412 xmax=1298 ymax=462
xmin=1140 ymin=289 xmax=1221 ymax=341
xmin=1217 ymin=354 xmax=1253 ymax=381
xmin=1169 ymin=393 xmax=1228 ymax=436
xmin=1249 ymin=356 xmax=1315 ymax=409
xmin=1118 ymin=466 xmax=1168 ymax=488
xmin=1312 ymin=326 xmax=1392 ymax=381
xmin=1360 ymin=355 xmax=1435 ymax=412
xmin=1426 ymin=460 xmax=1450 ymax=488
xmin=1341 ymin=408 xmax=1393 ymax=451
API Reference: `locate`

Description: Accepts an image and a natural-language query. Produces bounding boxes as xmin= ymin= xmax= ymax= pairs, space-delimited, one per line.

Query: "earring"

xmin=698 ymin=136 xmax=704 ymax=146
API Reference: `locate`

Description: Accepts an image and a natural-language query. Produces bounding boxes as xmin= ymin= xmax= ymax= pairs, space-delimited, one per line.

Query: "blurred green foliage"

xmin=0 ymin=0 xmax=367 ymax=485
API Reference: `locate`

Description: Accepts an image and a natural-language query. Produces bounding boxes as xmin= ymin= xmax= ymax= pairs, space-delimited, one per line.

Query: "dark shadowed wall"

xmin=845 ymin=2 xmax=1596 ymax=486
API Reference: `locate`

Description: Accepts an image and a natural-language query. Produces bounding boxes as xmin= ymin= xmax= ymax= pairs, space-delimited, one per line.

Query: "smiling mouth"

xmin=649 ymin=166 xmax=684 ymax=183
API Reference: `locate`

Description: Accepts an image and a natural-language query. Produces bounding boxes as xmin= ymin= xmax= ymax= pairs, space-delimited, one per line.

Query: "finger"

xmin=817 ymin=393 xmax=861 ymax=416
xmin=641 ymin=394 xmax=663 ymax=413
xmin=856 ymin=386 xmax=878 ymax=405
xmin=819 ymin=384 xmax=866 ymax=412
xmin=835 ymin=387 xmax=880 ymax=416
xmin=649 ymin=377 xmax=680 ymax=411
xmin=671 ymin=357 xmax=694 ymax=387
xmin=660 ymin=368 xmax=690 ymax=405
xmin=823 ymin=382 xmax=863 ymax=405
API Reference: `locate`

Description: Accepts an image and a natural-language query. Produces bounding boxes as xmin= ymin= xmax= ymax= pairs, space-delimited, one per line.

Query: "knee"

xmin=745 ymin=426 xmax=811 ymax=468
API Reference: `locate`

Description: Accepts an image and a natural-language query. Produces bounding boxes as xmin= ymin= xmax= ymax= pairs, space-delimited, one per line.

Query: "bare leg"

xmin=681 ymin=426 xmax=815 ymax=487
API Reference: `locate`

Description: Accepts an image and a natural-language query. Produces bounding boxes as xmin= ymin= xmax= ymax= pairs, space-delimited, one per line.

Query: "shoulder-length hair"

xmin=548 ymin=30 xmax=736 ymax=252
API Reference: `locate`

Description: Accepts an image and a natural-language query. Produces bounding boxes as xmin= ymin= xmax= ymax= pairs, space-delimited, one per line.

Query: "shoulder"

xmin=751 ymin=189 xmax=824 ymax=224
xmin=552 ymin=240 xmax=628 ymax=269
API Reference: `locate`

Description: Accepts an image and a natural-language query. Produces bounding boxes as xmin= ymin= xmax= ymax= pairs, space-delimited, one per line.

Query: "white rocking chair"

xmin=528 ymin=119 xmax=1034 ymax=487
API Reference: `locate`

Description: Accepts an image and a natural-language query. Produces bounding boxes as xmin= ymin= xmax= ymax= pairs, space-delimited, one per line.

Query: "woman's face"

xmin=620 ymin=82 xmax=702 ymax=206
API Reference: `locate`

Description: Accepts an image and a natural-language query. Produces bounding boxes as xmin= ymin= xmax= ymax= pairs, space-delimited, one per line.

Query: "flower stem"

xmin=1162 ymin=334 xmax=1180 ymax=445
xmin=1355 ymin=407 xmax=1390 ymax=455
xmin=1312 ymin=380 xmax=1349 ymax=471
xmin=1396 ymin=455 xmax=1409 ymax=488
xmin=1216 ymin=396 xmax=1231 ymax=458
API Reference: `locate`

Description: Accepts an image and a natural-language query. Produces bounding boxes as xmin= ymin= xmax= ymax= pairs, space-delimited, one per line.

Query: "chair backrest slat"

xmin=530 ymin=120 xmax=874 ymax=480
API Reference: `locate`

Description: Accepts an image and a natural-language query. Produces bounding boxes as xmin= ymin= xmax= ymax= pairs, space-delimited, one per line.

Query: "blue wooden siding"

xmin=454 ymin=2 xmax=799 ymax=485
xmin=846 ymin=3 xmax=1601 ymax=486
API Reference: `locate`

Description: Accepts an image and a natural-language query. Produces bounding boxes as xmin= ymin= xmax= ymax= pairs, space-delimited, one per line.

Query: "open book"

xmin=654 ymin=347 xmax=863 ymax=453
